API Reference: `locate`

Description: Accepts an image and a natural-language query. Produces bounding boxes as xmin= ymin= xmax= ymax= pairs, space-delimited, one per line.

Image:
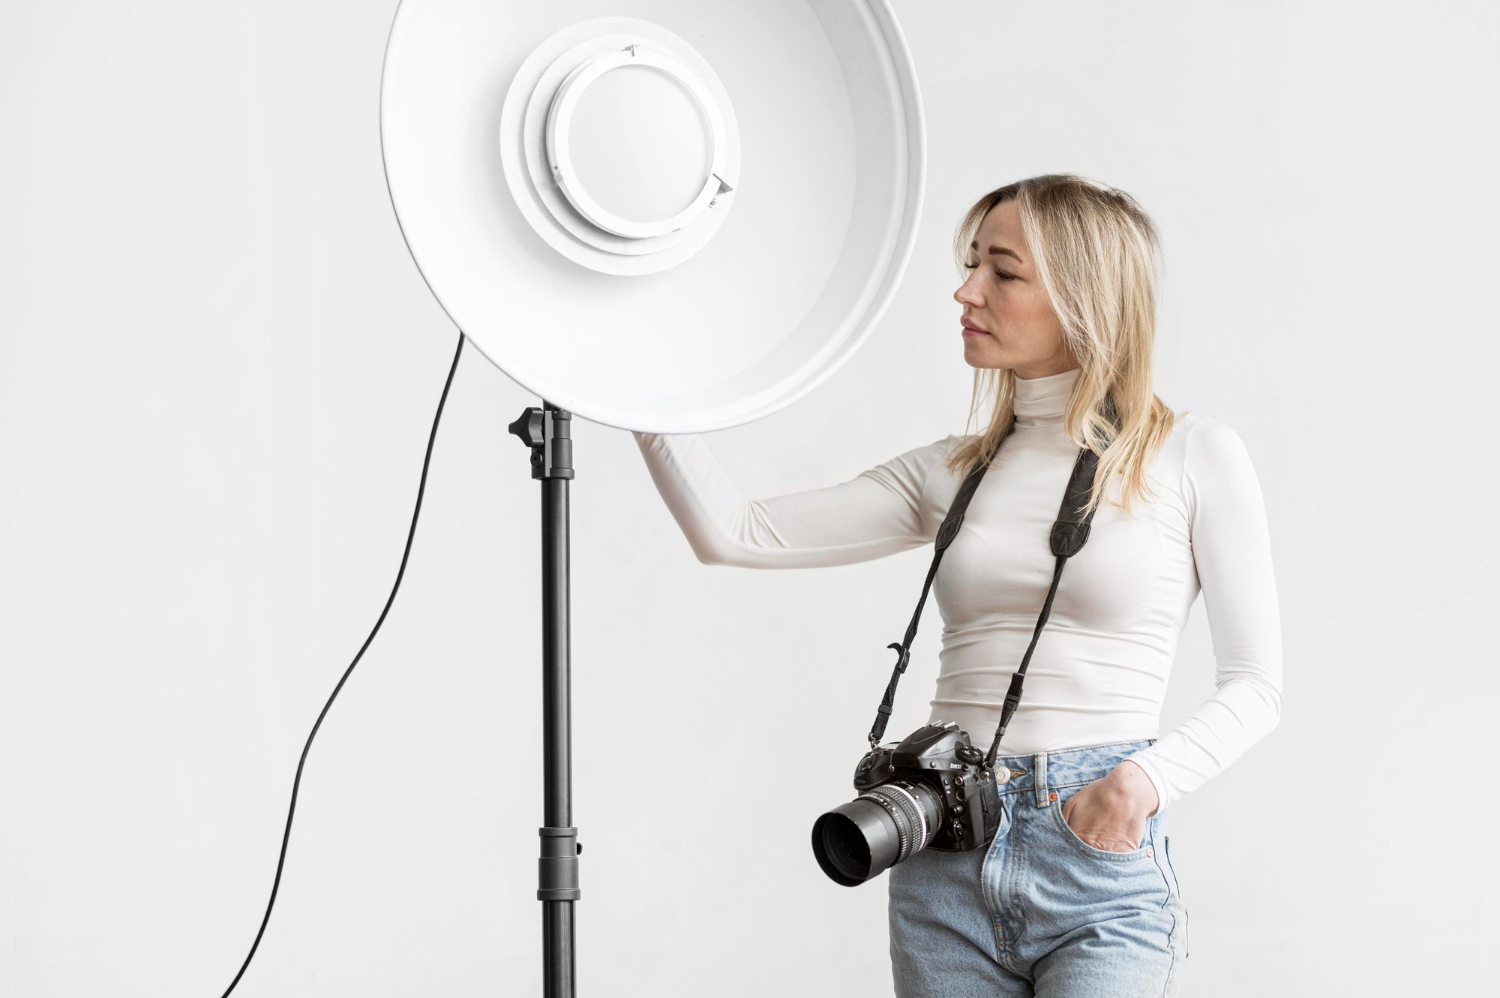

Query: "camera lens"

xmin=811 ymin=780 xmax=944 ymax=886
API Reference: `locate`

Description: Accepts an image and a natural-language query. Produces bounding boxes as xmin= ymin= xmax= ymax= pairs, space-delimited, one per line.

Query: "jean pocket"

xmin=1050 ymin=797 xmax=1152 ymax=862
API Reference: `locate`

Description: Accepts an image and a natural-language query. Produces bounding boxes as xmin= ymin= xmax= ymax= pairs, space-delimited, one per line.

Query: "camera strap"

xmin=865 ymin=402 xmax=1115 ymax=770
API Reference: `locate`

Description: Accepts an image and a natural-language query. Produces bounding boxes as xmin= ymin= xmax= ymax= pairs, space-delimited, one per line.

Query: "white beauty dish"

xmin=381 ymin=0 xmax=925 ymax=433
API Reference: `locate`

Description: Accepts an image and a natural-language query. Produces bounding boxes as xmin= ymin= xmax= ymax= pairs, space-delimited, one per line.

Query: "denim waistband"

xmin=989 ymin=738 xmax=1155 ymax=807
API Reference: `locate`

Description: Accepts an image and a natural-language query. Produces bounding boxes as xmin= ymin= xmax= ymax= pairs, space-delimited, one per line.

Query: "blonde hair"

xmin=946 ymin=174 xmax=1180 ymax=516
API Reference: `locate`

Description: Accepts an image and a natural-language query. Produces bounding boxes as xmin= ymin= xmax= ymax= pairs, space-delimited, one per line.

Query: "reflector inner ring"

xmin=545 ymin=47 xmax=730 ymax=240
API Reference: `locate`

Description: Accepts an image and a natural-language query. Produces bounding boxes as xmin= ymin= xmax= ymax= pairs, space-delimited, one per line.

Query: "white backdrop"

xmin=2 ymin=2 xmax=1496 ymax=996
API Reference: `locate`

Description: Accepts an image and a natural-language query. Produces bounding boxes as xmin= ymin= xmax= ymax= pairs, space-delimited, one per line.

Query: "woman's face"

xmin=954 ymin=200 xmax=1078 ymax=379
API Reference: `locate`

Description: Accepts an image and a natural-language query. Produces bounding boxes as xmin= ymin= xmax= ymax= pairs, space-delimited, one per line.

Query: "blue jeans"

xmin=888 ymin=739 xmax=1188 ymax=997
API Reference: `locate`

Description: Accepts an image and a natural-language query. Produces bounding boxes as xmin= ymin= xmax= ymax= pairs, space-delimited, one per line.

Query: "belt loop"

xmin=1034 ymin=752 xmax=1049 ymax=807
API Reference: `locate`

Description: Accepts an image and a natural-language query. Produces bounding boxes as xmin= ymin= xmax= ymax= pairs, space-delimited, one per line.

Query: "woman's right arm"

xmin=632 ymin=431 xmax=958 ymax=569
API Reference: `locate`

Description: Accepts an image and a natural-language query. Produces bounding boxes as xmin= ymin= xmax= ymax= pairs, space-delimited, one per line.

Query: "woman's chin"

xmin=962 ymin=342 xmax=1007 ymax=369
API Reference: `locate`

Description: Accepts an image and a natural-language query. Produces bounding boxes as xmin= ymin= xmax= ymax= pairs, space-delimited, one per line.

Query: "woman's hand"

xmin=1060 ymin=760 xmax=1160 ymax=853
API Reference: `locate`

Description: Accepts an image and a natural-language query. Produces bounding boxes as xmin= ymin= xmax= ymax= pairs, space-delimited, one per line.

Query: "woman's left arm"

xmin=1064 ymin=417 xmax=1284 ymax=848
xmin=1123 ymin=416 xmax=1286 ymax=815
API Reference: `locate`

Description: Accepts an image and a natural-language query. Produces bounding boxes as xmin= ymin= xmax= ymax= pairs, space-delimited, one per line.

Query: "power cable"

xmin=218 ymin=330 xmax=466 ymax=996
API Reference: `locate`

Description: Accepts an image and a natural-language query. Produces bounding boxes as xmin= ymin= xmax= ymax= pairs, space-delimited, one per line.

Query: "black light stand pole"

xmin=508 ymin=400 xmax=579 ymax=998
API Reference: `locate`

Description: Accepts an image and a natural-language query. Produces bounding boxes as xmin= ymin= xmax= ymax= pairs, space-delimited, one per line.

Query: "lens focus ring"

xmin=858 ymin=782 xmax=930 ymax=861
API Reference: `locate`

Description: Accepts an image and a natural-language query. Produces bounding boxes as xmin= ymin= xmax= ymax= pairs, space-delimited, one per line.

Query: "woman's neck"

xmin=1013 ymin=366 xmax=1080 ymax=427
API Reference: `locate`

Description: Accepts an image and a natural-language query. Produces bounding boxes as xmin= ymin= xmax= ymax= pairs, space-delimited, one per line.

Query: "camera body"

xmin=812 ymin=720 xmax=1004 ymax=885
xmin=854 ymin=720 xmax=1002 ymax=852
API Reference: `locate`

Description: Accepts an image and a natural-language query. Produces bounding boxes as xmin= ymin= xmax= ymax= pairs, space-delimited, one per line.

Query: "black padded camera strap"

xmin=865 ymin=405 xmax=1115 ymax=768
xmin=980 ymin=441 xmax=1103 ymax=767
xmin=866 ymin=428 xmax=1005 ymax=748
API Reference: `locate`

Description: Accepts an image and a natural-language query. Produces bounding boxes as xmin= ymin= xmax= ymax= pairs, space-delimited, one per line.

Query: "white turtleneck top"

xmin=632 ymin=367 xmax=1282 ymax=814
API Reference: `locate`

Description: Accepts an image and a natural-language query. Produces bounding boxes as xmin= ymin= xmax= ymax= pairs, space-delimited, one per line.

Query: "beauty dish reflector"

xmin=381 ymin=0 xmax=924 ymax=433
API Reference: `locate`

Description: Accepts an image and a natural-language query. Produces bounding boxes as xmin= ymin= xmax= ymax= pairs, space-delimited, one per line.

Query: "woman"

xmin=633 ymin=174 xmax=1282 ymax=997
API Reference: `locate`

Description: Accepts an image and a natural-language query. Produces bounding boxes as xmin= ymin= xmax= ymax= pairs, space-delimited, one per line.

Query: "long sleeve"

xmin=1124 ymin=418 xmax=1285 ymax=814
xmin=632 ymin=431 xmax=956 ymax=569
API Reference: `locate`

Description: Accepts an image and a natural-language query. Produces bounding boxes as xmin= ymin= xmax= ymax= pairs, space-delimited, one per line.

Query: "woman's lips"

xmin=961 ymin=319 xmax=989 ymax=338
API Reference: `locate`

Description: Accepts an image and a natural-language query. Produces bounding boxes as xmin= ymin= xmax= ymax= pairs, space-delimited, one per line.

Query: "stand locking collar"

xmin=509 ymin=403 xmax=576 ymax=480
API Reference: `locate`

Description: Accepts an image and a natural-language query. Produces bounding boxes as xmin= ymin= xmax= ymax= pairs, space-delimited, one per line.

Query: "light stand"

xmin=382 ymin=7 xmax=926 ymax=993
xmin=508 ymin=401 xmax=579 ymax=998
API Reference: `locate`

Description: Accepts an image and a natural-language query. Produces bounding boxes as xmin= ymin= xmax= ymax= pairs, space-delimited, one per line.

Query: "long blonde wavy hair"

xmin=945 ymin=174 xmax=1180 ymax=516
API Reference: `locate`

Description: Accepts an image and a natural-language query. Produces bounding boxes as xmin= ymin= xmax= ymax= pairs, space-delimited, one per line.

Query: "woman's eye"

xmin=962 ymin=261 xmax=1015 ymax=280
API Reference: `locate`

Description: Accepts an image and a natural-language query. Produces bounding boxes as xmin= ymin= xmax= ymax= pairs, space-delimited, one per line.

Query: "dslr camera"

xmin=811 ymin=720 xmax=1002 ymax=886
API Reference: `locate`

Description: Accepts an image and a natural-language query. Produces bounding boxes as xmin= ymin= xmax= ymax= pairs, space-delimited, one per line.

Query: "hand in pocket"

xmin=1060 ymin=761 xmax=1157 ymax=853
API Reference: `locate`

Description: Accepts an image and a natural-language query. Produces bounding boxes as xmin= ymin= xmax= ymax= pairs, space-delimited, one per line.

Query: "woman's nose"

xmin=954 ymin=274 xmax=982 ymax=307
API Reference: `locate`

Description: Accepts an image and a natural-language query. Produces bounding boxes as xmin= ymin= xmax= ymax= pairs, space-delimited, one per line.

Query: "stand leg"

xmin=509 ymin=402 xmax=578 ymax=998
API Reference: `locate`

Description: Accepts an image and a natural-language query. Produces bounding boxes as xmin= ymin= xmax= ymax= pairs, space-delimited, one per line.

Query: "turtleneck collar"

xmin=1012 ymin=366 xmax=1081 ymax=428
